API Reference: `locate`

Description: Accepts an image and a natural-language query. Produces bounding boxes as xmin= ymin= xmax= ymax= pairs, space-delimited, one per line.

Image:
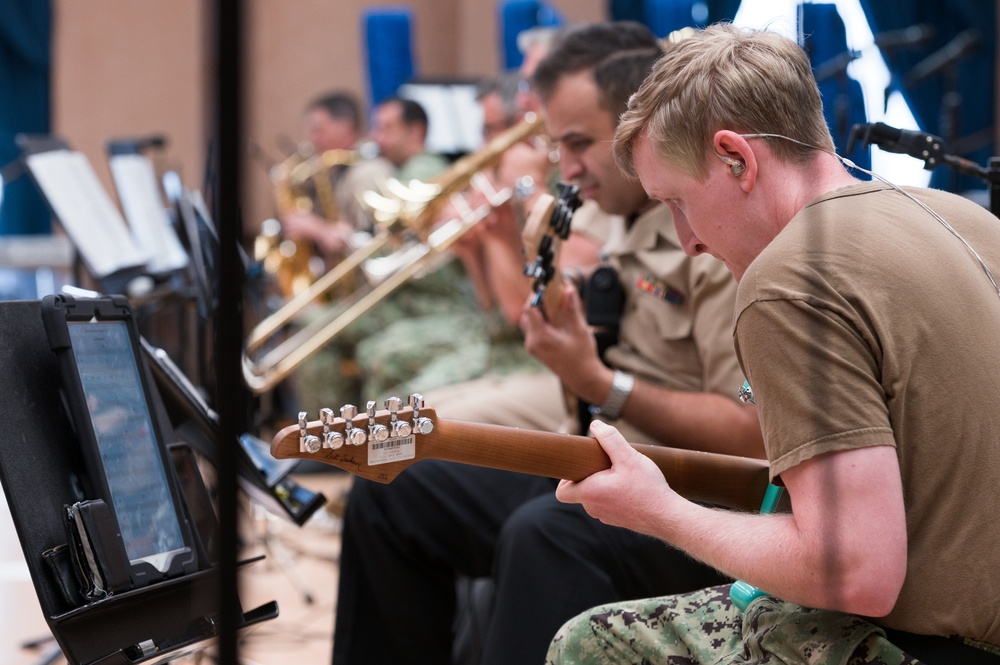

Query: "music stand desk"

xmin=0 ymin=300 xmax=275 ymax=665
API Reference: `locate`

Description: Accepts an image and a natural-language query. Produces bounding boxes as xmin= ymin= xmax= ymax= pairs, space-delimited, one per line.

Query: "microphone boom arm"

xmin=847 ymin=121 xmax=1000 ymax=219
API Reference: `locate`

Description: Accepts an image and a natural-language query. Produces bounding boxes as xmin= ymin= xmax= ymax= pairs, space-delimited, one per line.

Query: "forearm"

xmin=644 ymin=494 xmax=899 ymax=616
xmin=619 ymin=380 xmax=764 ymax=457
xmin=562 ymin=439 xmax=907 ymax=617
xmin=567 ymin=364 xmax=764 ymax=458
xmin=642 ymin=498 xmax=847 ymax=610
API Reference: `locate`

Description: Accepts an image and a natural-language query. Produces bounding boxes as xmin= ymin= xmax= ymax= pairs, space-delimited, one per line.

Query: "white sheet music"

xmin=108 ymin=154 xmax=189 ymax=274
xmin=398 ymin=82 xmax=484 ymax=154
xmin=26 ymin=150 xmax=149 ymax=278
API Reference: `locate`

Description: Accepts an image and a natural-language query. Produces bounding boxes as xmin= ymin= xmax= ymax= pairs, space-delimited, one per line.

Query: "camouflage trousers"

xmin=546 ymin=585 xmax=925 ymax=665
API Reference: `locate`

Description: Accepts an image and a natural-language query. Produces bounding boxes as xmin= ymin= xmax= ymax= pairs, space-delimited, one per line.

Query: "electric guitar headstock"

xmin=271 ymin=395 xmax=437 ymax=484
xmin=522 ymin=182 xmax=582 ymax=319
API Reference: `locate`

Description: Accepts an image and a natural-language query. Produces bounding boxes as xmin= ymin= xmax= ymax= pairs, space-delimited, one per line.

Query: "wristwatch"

xmin=590 ymin=370 xmax=634 ymax=420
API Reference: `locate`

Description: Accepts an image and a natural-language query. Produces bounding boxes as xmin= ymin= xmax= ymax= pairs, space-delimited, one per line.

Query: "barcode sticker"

xmin=368 ymin=435 xmax=416 ymax=466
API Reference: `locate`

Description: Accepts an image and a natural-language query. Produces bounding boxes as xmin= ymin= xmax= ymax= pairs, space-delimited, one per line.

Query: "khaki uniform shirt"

xmin=431 ymin=202 xmax=744 ymax=446
xmin=570 ymin=199 xmax=625 ymax=253
xmin=604 ymin=203 xmax=744 ymax=406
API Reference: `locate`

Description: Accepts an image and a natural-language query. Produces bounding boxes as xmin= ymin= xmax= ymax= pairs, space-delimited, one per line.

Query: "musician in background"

xmin=286 ymin=91 xmax=483 ymax=417
xmin=370 ymin=96 xmax=449 ymax=183
xmin=548 ymin=24 xmax=1000 ymax=664
xmin=331 ymin=22 xmax=763 ymax=665
xmin=280 ymin=91 xmax=392 ymax=258
xmin=323 ymin=88 xmax=560 ymax=410
xmin=476 ymin=72 xmax=521 ymax=143
xmin=517 ymin=25 xmax=561 ymax=116
xmin=453 ymin=37 xmax=614 ymax=331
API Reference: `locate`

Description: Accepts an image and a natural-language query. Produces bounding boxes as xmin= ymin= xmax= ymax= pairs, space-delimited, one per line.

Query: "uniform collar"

xmin=606 ymin=203 xmax=677 ymax=257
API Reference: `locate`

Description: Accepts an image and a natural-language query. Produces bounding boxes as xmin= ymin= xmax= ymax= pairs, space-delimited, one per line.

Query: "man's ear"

xmin=713 ymin=130 xmax=755 ymax=190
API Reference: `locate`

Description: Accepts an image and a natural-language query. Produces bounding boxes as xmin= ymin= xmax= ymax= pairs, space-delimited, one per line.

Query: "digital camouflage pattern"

xmin=292 ymin=259 xmax=542 ymax=414
xmin=546 ymin=585 xmax=926 ymax=665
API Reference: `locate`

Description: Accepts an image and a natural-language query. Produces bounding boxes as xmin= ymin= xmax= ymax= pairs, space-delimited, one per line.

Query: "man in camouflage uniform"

xmin=369 ymin=96 xmax=449 ymax=183
xmin=546 ymin=23 xmax=1000 ymax=665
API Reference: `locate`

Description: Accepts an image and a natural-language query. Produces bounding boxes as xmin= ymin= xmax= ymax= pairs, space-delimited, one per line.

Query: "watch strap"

xmin=590 ymin=370 xmax=634 ymax=420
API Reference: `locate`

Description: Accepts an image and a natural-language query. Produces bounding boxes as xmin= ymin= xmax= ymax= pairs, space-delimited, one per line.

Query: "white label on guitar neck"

xmin=368 ymin=435 xmax=416 ymax=466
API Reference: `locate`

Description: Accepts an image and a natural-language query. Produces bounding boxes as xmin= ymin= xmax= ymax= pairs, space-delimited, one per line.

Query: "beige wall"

xmin=53 ymin=0 xmax=606 ymax=239
xmin=52 ymin=1 xmax=210 ymax=206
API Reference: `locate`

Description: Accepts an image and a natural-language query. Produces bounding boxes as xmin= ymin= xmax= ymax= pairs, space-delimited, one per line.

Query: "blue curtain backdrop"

xmin=858 ymin=0 xmax=995 ymax=192
xmin=363 ymin=7 xmax=416 ymax=108
xmin=799 ymin=3 xmax=871 ymax=174
xmin=613 ymin=0 xmax=737 ymax=25
xmin=0 ymin=0 xmax=52 ymax=235
xmin=498 ymin=0 xmax=565 ymax=70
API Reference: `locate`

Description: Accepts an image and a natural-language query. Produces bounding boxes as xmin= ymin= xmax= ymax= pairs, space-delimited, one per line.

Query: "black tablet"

xmin=41 ymin=294 xmax=198 ymax=589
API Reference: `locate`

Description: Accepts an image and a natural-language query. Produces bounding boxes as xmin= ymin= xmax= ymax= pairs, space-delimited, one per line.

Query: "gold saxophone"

xmin=255 ymin=146 xmax=357 ymax=299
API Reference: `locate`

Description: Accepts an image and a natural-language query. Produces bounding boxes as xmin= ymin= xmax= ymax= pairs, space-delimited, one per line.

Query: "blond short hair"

xmin=614 ymin=23 xmax=835 ymax=180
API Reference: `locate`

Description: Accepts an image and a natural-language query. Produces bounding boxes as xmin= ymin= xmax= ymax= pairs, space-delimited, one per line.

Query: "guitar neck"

xmin=271 ymin=409 xmax=770 ymax=513
xmin=427 ymin=418 xmax=769 ymax=512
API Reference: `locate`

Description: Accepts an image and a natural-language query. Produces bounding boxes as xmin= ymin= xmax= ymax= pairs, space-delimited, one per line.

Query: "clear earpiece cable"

xmin=741 ymin=132 xmax=1000 ymax=299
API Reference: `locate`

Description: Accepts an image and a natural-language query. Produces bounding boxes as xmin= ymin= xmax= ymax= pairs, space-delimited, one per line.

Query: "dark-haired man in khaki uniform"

xmin=332 ymin=22 xmax=763 ymax=665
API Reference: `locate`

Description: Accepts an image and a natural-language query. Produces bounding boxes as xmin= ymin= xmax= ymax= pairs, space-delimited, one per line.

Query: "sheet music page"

xmin=26 ymin=150 xmax=149 ymax=278
xmin=448 ymin=84 xmax=486 ymax=152
xmin=399 ymin=83 xmax=484 ymax=155
xmin=108 ymin=154 xmax=189 ymax=274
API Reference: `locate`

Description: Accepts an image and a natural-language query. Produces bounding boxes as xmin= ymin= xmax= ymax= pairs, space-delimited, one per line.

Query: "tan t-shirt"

xmin=735 ymin=181 xmax=1000 ymax=645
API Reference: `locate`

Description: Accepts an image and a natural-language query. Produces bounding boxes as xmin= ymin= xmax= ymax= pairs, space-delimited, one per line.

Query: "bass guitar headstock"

xmin=522 ymin=182 xmax=582 ymax=319
xmin=270 ymin=394 xmax=438 ymax=483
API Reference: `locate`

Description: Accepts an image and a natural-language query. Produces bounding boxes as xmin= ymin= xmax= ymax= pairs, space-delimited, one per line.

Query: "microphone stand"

xmin=848 ymin=121 xmax=1000 ymax=220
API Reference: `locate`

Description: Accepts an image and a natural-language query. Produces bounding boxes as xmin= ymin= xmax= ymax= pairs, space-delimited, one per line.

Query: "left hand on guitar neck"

xmin=521 ymin=280 xmax=608 ymax=405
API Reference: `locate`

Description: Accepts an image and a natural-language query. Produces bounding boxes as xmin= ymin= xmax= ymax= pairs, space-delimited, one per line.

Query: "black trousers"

xmin=331 ymin=460 xmax=730 ymax=665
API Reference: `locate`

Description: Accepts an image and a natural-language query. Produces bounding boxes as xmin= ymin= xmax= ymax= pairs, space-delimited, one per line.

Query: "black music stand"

xmin=0 ymin=299 xmax=276 ymax=665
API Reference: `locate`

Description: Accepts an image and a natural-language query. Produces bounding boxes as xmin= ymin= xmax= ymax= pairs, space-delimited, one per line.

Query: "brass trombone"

xmin=243 ymin=113 xmax=546 ymax=394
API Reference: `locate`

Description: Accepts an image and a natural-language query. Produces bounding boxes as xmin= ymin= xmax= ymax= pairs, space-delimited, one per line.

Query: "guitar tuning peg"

xmin=320 ymin=407 xmax=344 ymax=449
xmin=408 ymin=393 xmax=434 ymax=435
xmin=298 ymin=410 xmax=321 ymax=454
xmin=367 ymin=401 xmax=389 ymax=443
xmin=385 ymin=396 xmax=412 ymax=438
xmin=341 ymin=404 xmax=367 ymax=446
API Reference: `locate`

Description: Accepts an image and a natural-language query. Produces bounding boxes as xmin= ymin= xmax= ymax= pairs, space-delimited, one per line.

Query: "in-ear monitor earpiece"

xmin=717 ymin=154 xmax=745 ymax=177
